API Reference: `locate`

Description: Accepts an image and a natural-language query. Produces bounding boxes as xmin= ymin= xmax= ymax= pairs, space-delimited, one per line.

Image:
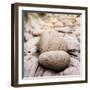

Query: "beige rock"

xmin=63 ymin=66 xmax=80 ymax=75
xmin=75 ymin=17 xmax=80 ymax=26
xmin=73 ymin=31 xmax=80 ymax=37
xmin=55 ymin=27 xmax=73 ymax=33
xmin=54 ymin=21 xmax=64 ymax=27
xmin=67 ymin=15 xmax=76 ymax=23
xmin=32 ymin=29 xmax=44 ymax=36
xmin=50 ymin=18 xmax=58 ymax=23
xmin=64 ymin=20 xmax=74 ymax=26
xmin=38 ymin=30 xmax=68 ymax=53
xmin=39 ymin=51 xmax=70 ymax=71
xmin=44 ymin=23 xmax=53 ymax=27
xmin=24 ymin=56 xmax=38 ymax=77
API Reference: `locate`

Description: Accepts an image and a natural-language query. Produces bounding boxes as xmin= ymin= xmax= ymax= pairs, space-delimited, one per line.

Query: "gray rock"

xmin=38 ymin=51 xmax=70 ymax=71
xmin=38 ymin=30 xmax=68 ymax=53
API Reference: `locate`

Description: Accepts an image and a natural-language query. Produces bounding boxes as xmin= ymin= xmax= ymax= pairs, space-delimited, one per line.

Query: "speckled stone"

xmin=39 ymin=51 xmax=70 ymax=71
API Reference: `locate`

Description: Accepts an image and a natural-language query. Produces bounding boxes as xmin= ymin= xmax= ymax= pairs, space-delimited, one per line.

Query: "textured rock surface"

xmin=24 ymin=13 xmax=80 ymax=77
xmin=39 ymin=51 xmax=70 ymax=71
xmin=38 ymin=30 xmax=67 ymax=53
xmin=63 ymin=66 xmax=80 ymax=75
xmin=70 ymin=57 xmax=80 ymax=67
xmin=64 ymin=34 xmax=80 ymax=51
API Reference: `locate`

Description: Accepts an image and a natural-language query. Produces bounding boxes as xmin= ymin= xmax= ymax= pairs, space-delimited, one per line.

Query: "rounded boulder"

xmin=38 ymin=30 xmax=68 ymax=53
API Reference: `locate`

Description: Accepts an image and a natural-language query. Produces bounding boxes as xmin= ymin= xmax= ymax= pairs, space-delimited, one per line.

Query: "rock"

xmin=75 ymin=17 xmax=80 ymax=26
xmin=64 ymin=34 xmax=80 ymax=51
xmin=62 ymin=19 xmax=74 ymax=27
xmin=38 ymin=51 xmax=70 ymax=71
xmin=69 ymin=51 xmax=80 ymax=57
xmin=34 ymin=66 xmax=45 ymax=77
xmin=43 ymin=70 xmax=56 ymax=76
xmin=70 ymin=57 xmax=80 ymax=68
xmin=32 ymin=29 xmax=44 ymax=36
xmin=53 ymin=21 xmax=64 ymax=27
xmin=38 ymin=30 xmax=68 ymax=53
xmin=73 ymin=30 xmax=80 ymax=42
xmin=24 ymin=37 xmax=40 ymax=55
xmin=73 ymin=30 xmax=80 ymax=37
xmin=63 ymin=66 xmax=80 ymax=75
xmin=24 ymin=32 xmax=33 ymax=41
xmin=44 ymin=23 xmax=53 ymax=27
xmin=24 ymin=56 xmax=38 ymax=77
xmin=55 ymin=27 xmax=73 ymax=33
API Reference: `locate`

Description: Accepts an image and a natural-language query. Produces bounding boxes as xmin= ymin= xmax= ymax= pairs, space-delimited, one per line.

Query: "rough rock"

xmin=24 ymin=37 xmax=40 ymax=56
xmin=38 ymin=30 xmax=68 ymax=53
xmin=70 ymin=57 xmax=80 ymax=69
xmin=64 ymin=34 xmax=80 ymax=51
xmin=24 ymin=56 xmax=38 ymax=77
xmin=38 ymin=51 xmax=70 ymax=71
xmin=63 ymin=66 xmax=80 ymax=75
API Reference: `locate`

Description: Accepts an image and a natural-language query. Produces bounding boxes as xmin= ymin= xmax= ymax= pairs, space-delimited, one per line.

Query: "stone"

xmin=64 ymin=34 xmax=80 ymax=51
xmin=54 ymin=21 xmax=64 ymax=27
xmin=24 ymin=56 xmax=38 ymax=77
xmin=70 ymin=57 xmax=80 ymax=66
xmin=70 ymin=57 xmax=80 ymax=69
xmin=24 ymin=32 xmax=33 ymax=41
xmin=38 ymin=30 xmax=68 ymax=53
xmin=38 ymin=51 xmax=70 ymax=71
xmin=63 ymin=66 xmax=80 ymax=75
xmin=24 ymin=37 xmax=40 ymax=56
xmin=55 ymin=27 xmax=73 ymax=33
xmin=32 ymin=29 xmax=44 ymax=36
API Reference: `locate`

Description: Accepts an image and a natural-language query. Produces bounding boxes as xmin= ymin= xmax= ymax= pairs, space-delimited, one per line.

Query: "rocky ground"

xmin=24 ymin=13 xmax=80 ymax=77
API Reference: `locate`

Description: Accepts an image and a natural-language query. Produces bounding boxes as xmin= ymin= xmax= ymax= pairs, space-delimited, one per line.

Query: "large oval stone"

xmin=38 ymin=51 xmax=70 ymax=71
xmin=38 ymin=30 xmax=67 ymax=53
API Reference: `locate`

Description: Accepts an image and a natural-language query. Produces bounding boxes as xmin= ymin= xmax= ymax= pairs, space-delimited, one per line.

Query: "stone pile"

xmin=24 ymin=13 xmax=80 ymax=77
